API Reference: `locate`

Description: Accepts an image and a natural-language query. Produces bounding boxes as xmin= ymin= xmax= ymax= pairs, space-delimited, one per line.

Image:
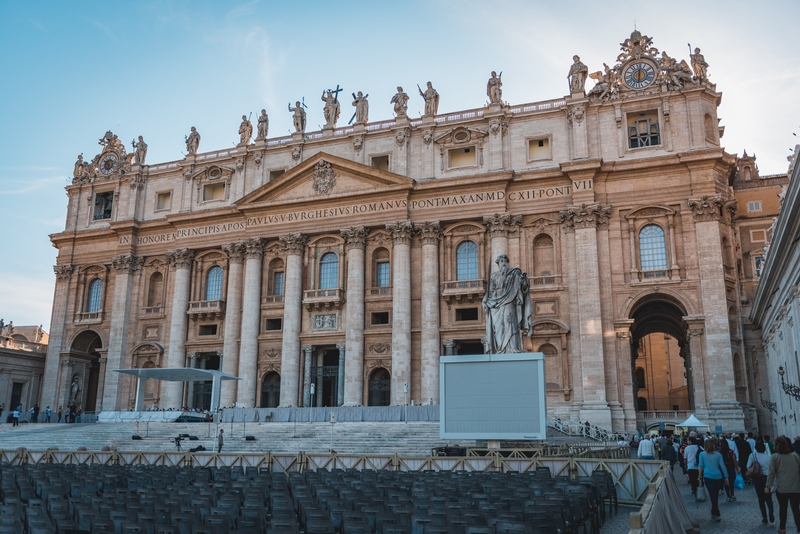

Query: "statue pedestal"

xmin=322 ymin=127 xmax=335 ymax=138
xmin=570 ymin=90 xmax=586 ymax=98
xmin=352 ymin=123 xmax=366 ymax=134
xmin=485 ymin=103 xmax=505 ymax=117
xmin=420 ymin=115 xmax=436 ymax=127
xmin=394 ymin=116 xmax=410 ymax=127
xmin=291 ymin=132 xmax=305 ymax=143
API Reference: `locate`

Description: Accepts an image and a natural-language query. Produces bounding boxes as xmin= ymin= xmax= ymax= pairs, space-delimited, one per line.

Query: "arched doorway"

xmin=627 ymin=294 xmax=693 ymax=423
xmin=68 ymin=330 xmax=103 ymax=412
xmin=261 ymin=372 xmax=280 ymax=408
xmin=368 ymin=368 xmax=391 ymax=406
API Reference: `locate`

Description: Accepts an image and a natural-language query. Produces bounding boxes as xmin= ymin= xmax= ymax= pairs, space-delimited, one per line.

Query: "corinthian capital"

xmin=221 ymin=242 xmax=246 ymax=264
xmin=112 ymin=254 xmax=144 ymax=274
xmin=279 ymin=233 xmax=306 ymax=256
xmin=54 ymin=264 xmax=74 ymax=281
xmin=340 ymin=226 xmax=368 ymax=250
xmin=687 ymin=195 xmax=723 ymax=222
xmin=244 ymin=238 xmax=266 ymax=260
xmin=483 ymin=213 xmax=523 ymax=238
xmin=417 ymin=221 xmax=442 ymax=245
xmin=386 ymin=220 xmax=415 ymax=245
xmin=166 ymin=248 xmax=195 ymax=270
xmin=559 ymin=203 xmax=612 ymax=230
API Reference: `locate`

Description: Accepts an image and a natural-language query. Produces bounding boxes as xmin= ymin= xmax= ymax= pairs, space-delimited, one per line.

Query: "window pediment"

xmin=626 ymin=205 xmax=674 ymax=220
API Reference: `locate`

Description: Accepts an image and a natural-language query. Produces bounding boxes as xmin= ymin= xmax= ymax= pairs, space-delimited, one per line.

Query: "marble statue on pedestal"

xmin=690 ymin=47 xmax=709 ymax=81
xmin=238 ymin=115 xmax=253 ymax=145
xmin=185 ymin=127 xmax=200 ymax=155
xmin=321 ymin=90 xmax=340 ymax=129
xmin=132 ymin=136 xmax=148 ymax=165
xmin=418 ymin=82 xmax=439 ymax=116
xmin=487 ymin=71 xmax=503 ymax=104
xmin=289 ymin=101 xmax=307 ymax=133
xmin=391 ymin=87 xmax=409 ymax=118
xmin=256 ymin=109 xmax=269 ymax=140
xmin=568 ymin=55 xmax=588 ymax=93
xmin=482 ymin=254 xmax=533 ymax=354
xmin=352 ymin=91 xmax=369 ymax=124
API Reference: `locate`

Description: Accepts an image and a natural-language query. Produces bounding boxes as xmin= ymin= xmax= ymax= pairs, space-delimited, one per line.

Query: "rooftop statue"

xmin=321 ymin=90 xmax=341 ymax=129
xmin=487 ymin=71 xmax=503 ymax=104
xmin=132 ymin=136 xmax=148 ymax=165
xmin=256 ymin=109 xmax=269 ymax=140
xmin=418 ymin=81 xmax=439 ymax=116
xmin=690 ymin=47 xmax=709 ymax=82
xmin=482 ymin=254 xmax=533 ymax=354
xmin=238 ymin=115 xmax=253 ymax=145
xmin=568 ymin=55 xmax=588 ymax=93
xmin=351 ymin=91 xmax=369 ymax=124
xmin=390 ymin=87 xmax=409 ymax=118
xmin=588 ymin=63 xmax=617 ymax=102
xmin=185 ymin=127 xmax=200 ymax=155
xmin=660 ymin=52 xmax=696 ymax=89
xmin=288 ymin=101 xmax=307 ymax=133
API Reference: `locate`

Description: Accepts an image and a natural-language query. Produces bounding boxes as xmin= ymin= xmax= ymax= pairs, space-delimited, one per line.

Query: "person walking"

xmin=44 ymin=406 xmax=51 ymax=423
xmin=765 ymin=435 xmax=800 ymax=533
xmin=11 ymin=408 xmax=20 ymax=426
xmin=638 ymin=434 xmax=656 ymax=460
xmin=217 ymin=429 xmax=224 ymax=453
xmin=57 ymin=406 xmax=63 ymax=423
xmin=699 ymin=437 xmax=728 ymax=522
xmin=747 ymin=440 xmax=775 ymax=524
xmin=719 ymin=438 xmax=738 ymax=501
xmin=661 ymin=437 xmax=677 ymax=471
xmin=684 ymin=436 xmax=702 ymax=494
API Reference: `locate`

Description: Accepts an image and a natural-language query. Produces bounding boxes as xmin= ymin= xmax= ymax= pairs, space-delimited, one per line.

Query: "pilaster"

xmin=483 ymin=213 xmax=522 ymax=269
xmin=164 ymin=248 xmax=194 ymax=409
xmin=341 ymin=226 xmax=367 ymax=405
xmin=279 ymin=233 xmax=306 ymax=407
xmin=418 ymin=221 xmax=442 ymax=405
xmin=386 ymin=220 xmax=414 ymax=405
xmin=220 ymin=242 xmax=246 ymax=407
xmin=238 ymin=238 xmax=265 ymax=407
xmin=41 ymin=264 xmax=74 ymax=409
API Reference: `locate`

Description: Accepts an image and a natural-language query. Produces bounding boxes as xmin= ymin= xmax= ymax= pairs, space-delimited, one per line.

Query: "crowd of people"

xmin=631 ymin=430 xmax=800 ymax=531
xmin=2 ymin=403 xmax=82 ymax=424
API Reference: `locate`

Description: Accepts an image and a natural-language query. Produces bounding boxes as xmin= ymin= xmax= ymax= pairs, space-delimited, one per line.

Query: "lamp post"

xmin=779 ymin=366 xmax=800 ymax=400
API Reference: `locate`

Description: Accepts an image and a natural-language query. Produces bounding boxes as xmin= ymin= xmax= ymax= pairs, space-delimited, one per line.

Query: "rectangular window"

xmin=93 ymin=192 xmax=113 ymax=220
xmin=272 ymin=272 xmax=285 ymax=296
xmin=203 ymin=183 xmax=225 ymax=201
xmin=750 ymin=229 xmax=767 ymax=243
xmin=376 ymin=262 xmax=390 ymax=287
xmin=156 ymin=192 xmax=172 ymax=211
xmin=371 ymin=155 xmax=389 ymax=171
xmin=448 ymin=147 xmax=476 ymax=168
xmin=265 ymin=318 xmax=282 ymax=331
xmin=528 ymin=137 xmax=551 ymax=161
xmin=455 ymin=308 xmax=479 ymax=321
xmin=371 ymin=312 xmax=390 ymax=325
xmin=627 ymin=110 xmax=660 ymax=149
xmin=198 ymin=324 xmax=217 ymax=336
xmin=269 ymin=169 xmax=286 ymax=182
xmin=747 ymin=200 xmax=762 ymax=213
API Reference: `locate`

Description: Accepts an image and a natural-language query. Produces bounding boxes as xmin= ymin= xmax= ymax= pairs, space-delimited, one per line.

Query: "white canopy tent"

xmin=676 ymin=413 xmax=710 ymax=428
xmin=114 ymin=368 xmax=241 ymax=412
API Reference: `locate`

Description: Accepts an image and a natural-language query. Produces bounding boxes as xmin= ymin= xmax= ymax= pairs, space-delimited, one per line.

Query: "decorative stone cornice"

xmin=244 ymin=238 xmax=266 ymax=260
xmin=483 ymin=213 xmax=523 ymax=238
xmin=166 ymin=248 xmax=195 ymax=270
xmin=386 ymin=220 xmax=415 ymax=245
xmin=417 ymin=221 xmax=442 ymax=245
xmin=559 ymin=204 xmax=612 ymax=230
xmin=341 ymin=226 xmax=368 ymax=250
xmin=112 ymin=254 xmax=144 ymax=274
xmin=687 ymin=195 xmax=723 ymax=222
xmin=221 ymin=242 xmax=246 ymax=264
xmin=280 ymin=233 xmax=307 ymax=256
xmin=54 ymin=264 xmax=74 ymax=281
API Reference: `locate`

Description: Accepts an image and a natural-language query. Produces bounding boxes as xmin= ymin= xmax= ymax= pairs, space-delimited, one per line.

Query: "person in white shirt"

xmin=638 ymin=436 xmax=656 ymax=460
xmin=747 ymin=440 xmax=775 ymax=524
xmin=684 ymin=436 xmax=702 ymax=494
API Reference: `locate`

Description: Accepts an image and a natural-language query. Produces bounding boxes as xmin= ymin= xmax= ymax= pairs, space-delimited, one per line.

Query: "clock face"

xmin=624 ymin=62 xmax=656 ymax=90
xmin=100 ymin=154 xmax=118 ymax=175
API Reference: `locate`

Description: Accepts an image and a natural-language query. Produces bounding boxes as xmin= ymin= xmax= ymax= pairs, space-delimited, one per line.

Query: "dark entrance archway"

xmin=68 ymin=330 xmax=103 ymax=412
xmin=628 ymin=294 xmax=694 ymax=413
xmin=311 ymin=346 xmax=340 ymax=407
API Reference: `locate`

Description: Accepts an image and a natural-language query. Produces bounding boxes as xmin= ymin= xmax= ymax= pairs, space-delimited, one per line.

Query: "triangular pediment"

xmin=237 ymin=152 xmax=414 ymax=208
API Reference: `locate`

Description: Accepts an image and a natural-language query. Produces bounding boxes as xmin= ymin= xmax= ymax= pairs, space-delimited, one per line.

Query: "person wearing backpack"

xmin=747 ymin=440 xmax=774 ymax=524
xmin=765 ymin=436 xmax=800 ymax=534
xmin=719 ymin=438 xmax=738 ymax=501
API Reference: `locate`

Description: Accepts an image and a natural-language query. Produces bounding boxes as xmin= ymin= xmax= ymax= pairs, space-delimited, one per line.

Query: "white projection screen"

xmin=440 ymin=352 xmax=546 ymax=440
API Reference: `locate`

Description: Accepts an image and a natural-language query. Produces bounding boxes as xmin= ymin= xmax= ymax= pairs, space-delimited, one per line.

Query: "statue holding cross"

xmin=321 ymin=85 xmax=342 ymax=129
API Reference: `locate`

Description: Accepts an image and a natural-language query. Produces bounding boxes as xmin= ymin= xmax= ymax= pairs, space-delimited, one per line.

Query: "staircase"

xmin=547 ymin=416 xmax=620 ymax=442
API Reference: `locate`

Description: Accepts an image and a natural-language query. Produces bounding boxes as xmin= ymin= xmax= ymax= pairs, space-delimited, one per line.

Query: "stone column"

xmin=386 ymin=220 xmax=414 ymax=405
xmin=418 ymin=222 xmax=442 ymax=405
xmin=220 ymin=242 xmax=246 ymax=408
xmin=60 ymin=360 xmax=75 ymax=410
xmin=102 ymin=254 xmax=143 ymax=410
xmin=684 ymin=316 xmax=709 ymax=416
xmin=302 ymin=345 xmax=313 ymax=407
xmin=164 ymin=249 xmax=194 ymax=409
xmin=279 ymin=234 xmax=306 ymax=407
xmin=443 ymin=339 xmax=456 ymax=356
xmin=316 ymin=349 xmax=327 ymax=407
xmin=341 ymin=226 xmax=367 ymax=405
xmin=336 ymin=343 xmax=346 ymax=406
xmin=237 ymin=238 xmax=266 ymax=407
xmin=687 ymin=196 xmax=742 ymax=427
xmin=614 ymin=320 xmax=636 ymax=432
xmin=560 ymin=204 xmax=612 ymax=429
xmin=483 ymin=213 xmax=522 ymax=269
xmin=41 ymin=265 xmax=74 ymax=409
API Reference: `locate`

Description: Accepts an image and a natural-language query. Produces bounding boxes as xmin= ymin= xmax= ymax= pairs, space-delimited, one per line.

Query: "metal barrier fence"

xmin=0 ymin=448 xmax=663 ymax=505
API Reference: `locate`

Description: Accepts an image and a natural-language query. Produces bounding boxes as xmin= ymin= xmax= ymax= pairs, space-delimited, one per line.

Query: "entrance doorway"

xmin=192 ymin=352 xmax=220 ymax=410
xmin=68 ymin=330 xmax=103 ymax=412
xmin=260 ymin=372 xmax=280 ymax=408
xmin=310 ymin=347 xmax=340 ymax=407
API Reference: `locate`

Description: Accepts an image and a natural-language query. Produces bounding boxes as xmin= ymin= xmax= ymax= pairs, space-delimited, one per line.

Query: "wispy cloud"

xmin=0 ymin=176 xmax=67 ymax=195
xmin=0 ymin=272 xmax=55 ymax=330
xmin=86 ymin=18 xmax=117 ymax=41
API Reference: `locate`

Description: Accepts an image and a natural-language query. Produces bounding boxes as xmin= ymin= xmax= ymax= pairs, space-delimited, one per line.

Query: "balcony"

xmin=366 ymin=286 xmax=392 ymax=301
xmin=261 ymin=295 xmax=285 ymax=308
xmin=187 ymin=299 xmax=225 ymax=320
xmin=442 ymin=279 xmax=486 ymax=305
xmin=140 ymin=305 xmax=164 ymax=319
xmin=530 ymin=275 xmax=562 ymax=287
xmin=0 ymin=337 xmax=47 ymax=354
xmin=303 ymin=288 xmax=344 ymax=311
xmin=77 ymin=311 xmax=103 ymax=323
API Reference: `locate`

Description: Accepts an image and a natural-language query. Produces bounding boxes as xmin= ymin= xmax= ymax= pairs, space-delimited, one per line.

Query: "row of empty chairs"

xmin=0 ymin=463 xmax=617 ymax=534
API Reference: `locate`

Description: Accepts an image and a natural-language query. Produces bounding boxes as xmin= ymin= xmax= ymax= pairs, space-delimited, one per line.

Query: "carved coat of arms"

xmin=313 ymin=160 xmax=337 ymax=195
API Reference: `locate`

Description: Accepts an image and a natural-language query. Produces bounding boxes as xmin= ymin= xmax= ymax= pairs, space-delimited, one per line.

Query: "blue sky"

xmin=1 ymin=0 xmax=798 ymax=330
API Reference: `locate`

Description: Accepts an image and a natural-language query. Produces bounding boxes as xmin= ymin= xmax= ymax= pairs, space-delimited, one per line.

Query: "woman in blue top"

xmin=699 ymin=437 xmax=728 ymax=522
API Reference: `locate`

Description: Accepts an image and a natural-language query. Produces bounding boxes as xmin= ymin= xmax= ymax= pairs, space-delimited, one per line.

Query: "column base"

xmin=609 ymin=402 xmax=625 ymax=432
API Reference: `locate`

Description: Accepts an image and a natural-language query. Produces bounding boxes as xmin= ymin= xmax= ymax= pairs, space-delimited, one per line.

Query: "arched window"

xmin=635 ymin=367 xmax=646 ymax=389
xmin=147 ymin=272 xmax=163 ymax=307
xmin=319 ymin=252 xmax=339 ymax=289
xmin=260 ymin=372 xmax=280 ymax=408
xmin=639 ymin=225 xmax=667 ymax=276
xmin=533 ymin=234 xmax=555 ymax=284
xmin=637 ymin=397 xmax=648 ymax=411
xmin=456 ymin=240 xmax=478 ymax=280
xmin=374 ymin=248 xmax=390 ymax=289
xmin=205 ymin=266 xmax=223 ymax=300
xmin=87 ymin=279 xmax=103 ymax=313
xmin=368 ymin=368 xmax=391 ymax=406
